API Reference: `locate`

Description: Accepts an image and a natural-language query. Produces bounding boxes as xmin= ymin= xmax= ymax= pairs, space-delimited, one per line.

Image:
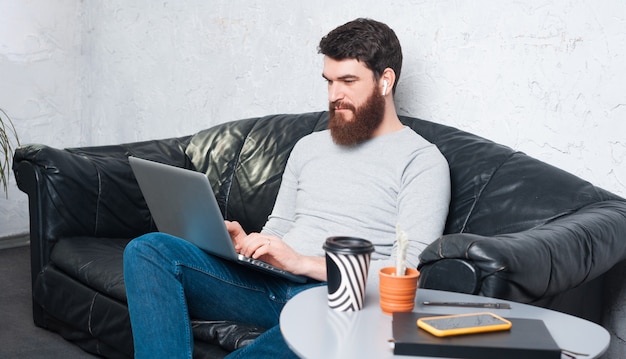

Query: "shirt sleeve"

xmin=368 ymin=142 xmax=452 ymax=289
xmin=394 ymin=144 xmax=451 ymax=269
xmin=260 ymin=143 xmax=300 ymax=238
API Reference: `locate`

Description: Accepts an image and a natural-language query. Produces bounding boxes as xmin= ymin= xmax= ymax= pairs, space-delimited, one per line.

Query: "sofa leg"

xmin=32 ymin=299 xmax=47 ymax=328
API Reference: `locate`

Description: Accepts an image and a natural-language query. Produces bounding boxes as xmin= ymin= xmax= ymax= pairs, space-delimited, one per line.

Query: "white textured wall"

xmin=1 ymin=1 xmax=626 ymax=240
xmin=0 ymin=1 xmax=81 ymax=236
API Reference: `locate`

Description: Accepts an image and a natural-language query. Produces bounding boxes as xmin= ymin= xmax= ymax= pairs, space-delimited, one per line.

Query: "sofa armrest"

xmin=418 ymin=200 xmax=626 ymax=303
xmin=12 ymin=137 xmax=191 ymax=274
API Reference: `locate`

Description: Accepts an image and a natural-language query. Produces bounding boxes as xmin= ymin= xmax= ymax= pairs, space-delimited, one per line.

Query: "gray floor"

xmin=0 ymin=242 xmax=98 ymax=358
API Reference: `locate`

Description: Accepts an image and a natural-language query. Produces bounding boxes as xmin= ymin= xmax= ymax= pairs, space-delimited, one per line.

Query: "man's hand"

xmin=224 ymin=220 xmax=327 ymax=281
xmin=225 ymin=220 xmax=247 ymax=246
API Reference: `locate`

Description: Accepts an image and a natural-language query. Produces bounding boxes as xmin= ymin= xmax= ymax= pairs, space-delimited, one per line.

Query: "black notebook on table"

xmin=392 ymin=312 xmax=562 ymax=359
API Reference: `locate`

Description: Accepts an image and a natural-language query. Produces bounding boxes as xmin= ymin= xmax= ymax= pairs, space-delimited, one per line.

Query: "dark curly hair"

xmin=318 ymin=18 xmax=403 ymax=93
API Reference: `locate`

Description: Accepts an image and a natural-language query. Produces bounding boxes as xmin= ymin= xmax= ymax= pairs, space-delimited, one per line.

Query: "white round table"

xmin=280 ymin=286 xmax=609 ymax=358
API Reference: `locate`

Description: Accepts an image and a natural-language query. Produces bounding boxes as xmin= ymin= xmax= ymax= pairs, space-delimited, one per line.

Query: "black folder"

xmin=392 ymin=312 xmax=562 ymax=359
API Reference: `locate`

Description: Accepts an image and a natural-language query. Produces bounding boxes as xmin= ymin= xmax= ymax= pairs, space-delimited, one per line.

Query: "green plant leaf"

xmin=0 ymin=108 xmax=21 ymax=197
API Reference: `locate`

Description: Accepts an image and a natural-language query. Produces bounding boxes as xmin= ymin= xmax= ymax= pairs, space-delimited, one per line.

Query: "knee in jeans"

xmin=124 ymin=233 xmax=170 ymax=264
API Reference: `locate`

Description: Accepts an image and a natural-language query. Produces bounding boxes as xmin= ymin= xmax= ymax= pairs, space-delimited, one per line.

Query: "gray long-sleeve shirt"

xmin=261 ymin=127 xmax=451 ymax=283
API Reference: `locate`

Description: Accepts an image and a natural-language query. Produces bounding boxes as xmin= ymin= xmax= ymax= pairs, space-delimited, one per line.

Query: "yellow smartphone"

xmin=417 ymin=312 xmax=512 ymax=337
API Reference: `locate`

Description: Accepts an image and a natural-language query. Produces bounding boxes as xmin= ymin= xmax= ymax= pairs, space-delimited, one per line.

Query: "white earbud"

xmin=382 ymin=80 xmax=388 ymax=96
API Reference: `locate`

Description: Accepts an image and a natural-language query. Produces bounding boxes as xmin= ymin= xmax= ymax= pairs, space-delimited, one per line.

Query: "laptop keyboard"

xmin=237 ymin=254 xmax=290 ymax=275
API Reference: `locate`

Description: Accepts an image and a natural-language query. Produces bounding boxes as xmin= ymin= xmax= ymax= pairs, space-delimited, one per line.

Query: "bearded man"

xmin=123 ymin=18 xmax=451 ymax=359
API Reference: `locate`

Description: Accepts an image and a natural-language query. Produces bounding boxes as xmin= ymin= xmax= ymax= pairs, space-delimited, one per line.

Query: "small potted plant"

xmin=379 ymin=225 xmax=420 ymax=314
xmin=0 ymin=108 xmax=20 ymax=197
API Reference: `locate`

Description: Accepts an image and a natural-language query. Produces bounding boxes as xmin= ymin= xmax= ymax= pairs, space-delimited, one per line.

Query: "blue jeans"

xmin=123 ymin=232 xmax=324 ymax=358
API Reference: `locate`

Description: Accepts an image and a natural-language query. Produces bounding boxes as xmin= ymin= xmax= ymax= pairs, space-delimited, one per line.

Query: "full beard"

xmin=328 ymin=87 xmax=385 ymax=146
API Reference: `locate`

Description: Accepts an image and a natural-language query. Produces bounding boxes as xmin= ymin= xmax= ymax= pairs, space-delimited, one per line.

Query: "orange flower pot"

xmin=379 ymin=267 xmax=420 ymax=315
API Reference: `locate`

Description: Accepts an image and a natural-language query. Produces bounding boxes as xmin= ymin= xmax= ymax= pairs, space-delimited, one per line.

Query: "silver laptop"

xmin=128 ymin=156 xmax=308 ymax=283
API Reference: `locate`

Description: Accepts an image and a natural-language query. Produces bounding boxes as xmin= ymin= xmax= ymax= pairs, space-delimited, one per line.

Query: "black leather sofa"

xmin=13 ymin=111 xmax=626 ymax=358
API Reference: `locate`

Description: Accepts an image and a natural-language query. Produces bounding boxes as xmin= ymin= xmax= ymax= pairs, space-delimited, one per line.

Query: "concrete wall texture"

xmin=1 ymin=2 xmax=625 ymax=233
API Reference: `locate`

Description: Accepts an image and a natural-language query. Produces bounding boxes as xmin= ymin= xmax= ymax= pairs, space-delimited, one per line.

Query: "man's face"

xmin=323 ymin=57 xmax=385 ymax=146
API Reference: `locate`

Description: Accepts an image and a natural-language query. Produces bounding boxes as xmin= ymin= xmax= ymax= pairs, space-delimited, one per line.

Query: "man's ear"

xmin=380 ymin=68 xmax=396 ymax=96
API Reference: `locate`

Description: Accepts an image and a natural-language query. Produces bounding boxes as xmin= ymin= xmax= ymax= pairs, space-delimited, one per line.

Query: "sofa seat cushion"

xmin=46 ymin=236 xmax=265 ymax=357
xmin=33 ymin=263 xmax=134 ymax=358
xmin=50 ymin=237 xmax=131 ymax=302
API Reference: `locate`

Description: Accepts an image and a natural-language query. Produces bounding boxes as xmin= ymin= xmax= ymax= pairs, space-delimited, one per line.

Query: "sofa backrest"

xmin=399 ymin=116 xmax=620 ymax=235
xmin=186 ymin=111 xmax=620 ymax=236
xmin=186 ymin=112 xmax=329 ymax=233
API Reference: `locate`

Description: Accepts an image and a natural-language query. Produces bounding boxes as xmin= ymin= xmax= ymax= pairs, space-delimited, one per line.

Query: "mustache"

xmin=329 ymin=101 xmax=356 ymax=112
